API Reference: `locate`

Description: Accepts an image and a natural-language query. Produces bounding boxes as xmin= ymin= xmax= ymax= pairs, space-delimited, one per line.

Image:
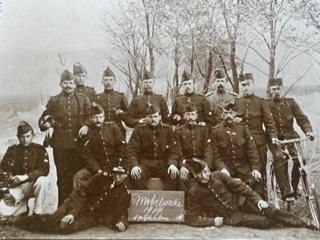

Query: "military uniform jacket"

xmin=171 ymin=92 xmax=218 ymax=127
xmin=267 ymin=98 xmax=313 ymax=139
xmin=94 ymin=89 xmax=129 ymax=133
xmin=210 ymin=122 xmax=260 ymax=174
xmin=206 ymin=91 xmax=237 ymax=122
xmin=1 ymin=143 xmax=49 ymax=182
xmin=75 ymin=85 xmax=96 ymax=102
xmin=38 ymin=92 xmax=91 ymax=149
xmin=80 ymin=122 xmax=127 ymax=174
xmin=125 ymin=92 xmax=170 ymax=128
xmin=125 ymin=123 xmax=179 ymax=169
xmin=185 ymin=171 xmax=261 ymax=227
xmin=235 ymin=94 xmax=277 ymax=145
xmin=67 ymin=172 xmax=131 ymax=229
xmin=174 ymin=124 xmax=213 ymax=170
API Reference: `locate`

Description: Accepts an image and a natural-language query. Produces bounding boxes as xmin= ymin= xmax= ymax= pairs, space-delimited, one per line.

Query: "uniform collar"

xmin=143 ymin=91 xmax=154 ymax=96
xmin=104 ymin=89 xmax=115 ymax=94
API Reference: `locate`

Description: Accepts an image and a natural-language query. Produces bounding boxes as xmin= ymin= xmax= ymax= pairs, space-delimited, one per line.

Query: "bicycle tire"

xmin=269 ymin=164 xmax=282 ymax=210
xmin=301 ymin=172 xmax=320 ymax=228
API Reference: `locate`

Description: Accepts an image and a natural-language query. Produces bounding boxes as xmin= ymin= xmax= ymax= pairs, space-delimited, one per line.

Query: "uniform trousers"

xmin=0 ymin=176 xmax=48 ymax=216
xmin=53 ymin=148 xmax=84 ymax=206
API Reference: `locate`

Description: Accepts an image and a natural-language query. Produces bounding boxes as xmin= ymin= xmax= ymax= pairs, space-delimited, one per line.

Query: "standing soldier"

xmin=175 ymin=102 xmax=212 ymax=196
xmin=125 ymin=69 xmax=170 ymax=128
xmin=171 ymin=71 xmax=217 ymax=127
xmin=73 ymin=62 xmax=96 ymax=102
xmin=267 ymin=78 xmax=315 ymax=197
xmin=38 ymin=70 xmax=91 ymax=206
xmin=206 ymin=69 xmax=237 ymax=124
xmin=126 ymin=104 xmax=179 ymax=190
xmin=94 ymin=67 xmax=129 ymax=137
xmin=234 ymin=73 xmax=282 ymax=200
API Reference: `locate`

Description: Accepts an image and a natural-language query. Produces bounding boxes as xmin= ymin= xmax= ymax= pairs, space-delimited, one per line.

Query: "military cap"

xmin=192 ymin=157 xmax=208 ymax=174
xmin=214 ymin=69 xmax=226 ymax=79
xmin=184 ymin=102 xmax=197 ymax=113
xmin=223 ymin=102 xmax=235 ymax=111
xmin=17 ymin=121 xmax=34 ymax=136
xmin=240 ymin=73 xmax=254 ymax=82
xmin=142 ymin=69 xmax=154 ymax=81
xmin=103 ymin=66 xmax=115 ymax=78
xmin=239 ymin=73 xmax=245 ymax=82
xmin=145 ymin=102 xmax=160 ymax=115
xmin=181 ymin=70 xmax=194 ymax=83
xmin=60 ymin=70 xmax=74 ymax=82
xmin=73 ymin=62 xmax=87 ymax=75
xmin=269 ymin=78 xmax=283 ymax=87
xmin=112 ymin=166 xmax=127 ymax=174
xmin=91 ymin=101 xmax=104 ymax=115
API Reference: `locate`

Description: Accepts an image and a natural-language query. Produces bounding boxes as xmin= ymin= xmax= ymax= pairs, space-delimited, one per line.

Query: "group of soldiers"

xmin=0 ymin=62 xmax=317 ymax=233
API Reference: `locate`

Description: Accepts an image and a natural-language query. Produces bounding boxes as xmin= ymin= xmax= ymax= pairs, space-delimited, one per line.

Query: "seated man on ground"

xmin=185 ymin=158 xmax=317 ymax=229
xmin=0 ymin=121 xmax=49 ymax=217
xmin=14 ymin=166 xmax=131 ymax=234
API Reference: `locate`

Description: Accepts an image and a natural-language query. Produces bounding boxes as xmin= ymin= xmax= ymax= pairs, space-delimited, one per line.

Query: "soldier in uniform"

xmin=125 ymin=69 xmax=170 ymax=128
xmin=73 ymin=102 xmax=126 ymax=190
xmin=267 ymin=78 xmax=315 ymax=197
xmin=175 ymin=102 xmax=213 ymax=196
xmin=94 ymin=66 xmax=129 ymax=137
xmin=17 ymin=166 xmax=131 ymax=234
xmin=234 ymin=73 xmax=283 ymax=200
xmin=73 ymin=62 xmax=96 ymax=102
xmin=0 ymin=121 xmax=49 ymax=217
xmin=210 ymin=102 xmax=261 ymax=194
xmin=126 ymin=104 xmax=179 ymax=190
xmin=185 ymin=158 xmax=316 ymax=229
xmin=171 ymin=71 xmax=218 ymax=127
xmin=38 ymin=70 xmax=91 ymax=206
xmin=205 ymin=69 xmax=237 ymax=124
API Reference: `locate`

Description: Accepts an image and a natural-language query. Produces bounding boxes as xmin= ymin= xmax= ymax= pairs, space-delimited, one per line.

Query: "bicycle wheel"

xmin=301 ymin=171 xmax=320 ymax=228
xmin=269 ymin=163 xmax=282 ymax=209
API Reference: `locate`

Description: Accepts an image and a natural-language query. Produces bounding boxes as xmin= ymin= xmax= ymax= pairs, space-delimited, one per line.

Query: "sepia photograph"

xmin=0 ymin=0 xmax=320 ymax=239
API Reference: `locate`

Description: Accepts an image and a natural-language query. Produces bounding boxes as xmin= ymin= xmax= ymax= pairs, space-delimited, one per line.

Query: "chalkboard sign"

xmin=128 ymin=190 xmax=185 ymax=222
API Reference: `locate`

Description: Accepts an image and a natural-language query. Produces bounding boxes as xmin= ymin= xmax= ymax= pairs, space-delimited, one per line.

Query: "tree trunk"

xmin=204 ymin=50 xmax=213 ymax=94
xmin=230 ymin=40 xmax=239 ymax=93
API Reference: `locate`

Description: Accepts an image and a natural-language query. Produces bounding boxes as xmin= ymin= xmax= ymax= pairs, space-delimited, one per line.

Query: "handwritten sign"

xmin=128 ymin=190 xmax=185 ymax=222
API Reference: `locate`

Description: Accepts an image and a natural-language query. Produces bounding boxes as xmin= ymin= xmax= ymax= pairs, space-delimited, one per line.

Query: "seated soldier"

xmin=73 ymin=102 xmax=126 ymax=190
xmin=210 ymin=102 xmax=261 ymax=196
xmin=185 ymin=158 xmax=317 ymax=229
xmin=175 ymin=102 xmax=212 ymax=197
xmin=14 ymin=166 xmax=131 ymax=234
xmin=126 ymin=103 xmax=179 ymax=190
xmin=0 ymin=121 xmax=49 ymax=217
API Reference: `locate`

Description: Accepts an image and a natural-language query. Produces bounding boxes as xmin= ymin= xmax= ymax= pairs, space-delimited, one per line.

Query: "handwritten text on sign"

xmin=128 ymin=190 xmax=185 ymax=222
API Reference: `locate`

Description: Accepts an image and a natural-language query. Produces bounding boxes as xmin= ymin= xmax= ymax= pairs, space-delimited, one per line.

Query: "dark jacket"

xmin=185 ymin=171 xmax=261 ymax=227
xmin=210 ymin=122 xmax=260 ymax=174
xmin=38 ymin=92 xmax=91 ymax=149
xmin=266 ymin=97 xmax=313 ymax=139
xmin=175 ymin=124 xmax=213 ymax=170
xmin=94 ymin=89 xmax=129 ymax=135
xmin=67 ymin=172 xmax=131 ymax=230
xmin=235 ymin=94 xmax=278 ymax=145
xmin=125 ymin=123 xmax=179 ymax=169
xmin=75 ymin=85 xmax=96 ymax=102
xmin=1 ymin=143 xmax=49 ymax=182
xmin=80 ymin=122 xmax=127 ymax=174
xmin=171 ymin=92 xmax=218 ymax=127
xmin=126 ymin=92 xmax=170 ymax=128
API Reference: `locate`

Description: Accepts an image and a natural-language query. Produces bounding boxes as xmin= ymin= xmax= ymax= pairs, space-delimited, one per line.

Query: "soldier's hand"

xmin=306 ymin=132 xmax=315 ymax=141
xmin=42 ymin=122 xmax=51 ymax=129
xmin=221 ymin=168 xmax=230 ymax=177
xmin=180 ymin=167 xmax=189 ymax=177
xmin=114 ymin=109 xmax=123 ymax=116
xmin=173 ymin=114 xmax=181 ymax=121
xmin=138 ymin=118 xmax=148 ymax=124
xmin=252 ymin=170 xmax=261 ymax=181
xmin=214 ymin=217 xmax=223 ymax=227
xmin=78 ymin=125 xmax=89 ymax=138
xmin=45 ymin=127 xmax=54 ymax=138
xmin=257 ymin=200 xmax=269 ymax=211
xmin=116 ymin=221 xmax=126 ymax=231
xmin=60 ymin=214 xmax=75 ymax=228
xmin=168 ymin=164 xmax=179 ymax=179
xmin=271 ymin=138 xmax=279 ymax=144
xmin=131 ymin=167 xmax=142 ymax=180
xmin=233 ymin=117 xmax=242 ymax=123
xmin=3 ymin=193 xmax=16 ymax=206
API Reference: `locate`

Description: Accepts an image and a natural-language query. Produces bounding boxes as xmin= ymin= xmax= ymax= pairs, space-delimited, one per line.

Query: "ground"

xmin=1 ymin=92 xmax=320 ymax=239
